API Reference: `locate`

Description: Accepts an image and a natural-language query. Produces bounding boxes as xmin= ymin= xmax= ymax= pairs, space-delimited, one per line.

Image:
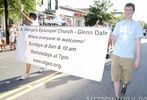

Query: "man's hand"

xmin=19 ymin=4 xmax=24 ymax=12
xmin=134 ymin=58 xmax=140 ymax=69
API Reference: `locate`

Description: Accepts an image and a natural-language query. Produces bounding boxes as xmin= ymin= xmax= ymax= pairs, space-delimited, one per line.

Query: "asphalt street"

xmin=0 ymin=39 xmax=147 ymax=100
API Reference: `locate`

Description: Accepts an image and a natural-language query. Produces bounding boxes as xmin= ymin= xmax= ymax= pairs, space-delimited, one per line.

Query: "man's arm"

xmin=110 ymin=34 xmax=117 ymax=46
xmin=134 ymin=38 xmax=141 ymax=69
xmin=19 ymin=4 xmax=32 ymax=24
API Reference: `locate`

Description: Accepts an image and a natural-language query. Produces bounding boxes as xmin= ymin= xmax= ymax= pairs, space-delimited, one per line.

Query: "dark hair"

xmin=125 ymin=3 xmax=135 ymax=11
xmin=29 ymin=13 xmax=37 ymax=20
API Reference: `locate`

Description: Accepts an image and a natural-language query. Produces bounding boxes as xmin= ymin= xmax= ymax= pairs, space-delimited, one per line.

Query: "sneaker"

xmin=121 ymin=83 xmax=127 ymax=96
xmin=115 ymin=97 xmax=120 ymax=100
xmin=19 ymin=74 xmax=29 ymax=80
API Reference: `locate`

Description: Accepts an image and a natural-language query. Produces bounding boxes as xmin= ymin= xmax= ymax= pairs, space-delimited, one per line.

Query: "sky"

xmin=59 ymin=0 xmax=147 ymax=23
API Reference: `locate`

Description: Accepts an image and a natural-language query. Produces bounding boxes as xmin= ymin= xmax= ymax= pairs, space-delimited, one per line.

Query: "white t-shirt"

xmin=32 ymin=20 xmax=39 ymax=26
xmin=22 ymin=20 xmax=39 ymax=26
xmin=112 ymin=20 xmax=143 ymax=58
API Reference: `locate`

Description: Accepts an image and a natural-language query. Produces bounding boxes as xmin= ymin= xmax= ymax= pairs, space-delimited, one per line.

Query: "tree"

xmin=0 ymin=0 xmax=37 ymax=44
xmin=0 ymin=1 xmax=4 ymax=15
xmin=111 ymin=12 xmax=123 ymax=28
xmin=139 ymin=21 xmax=147 ymax=29
xmin=144 ymin=23 xmax=147 ymax=29
xmin=85 ymin=0 xmax=115 ymax=26
xmin=0 ymin=0 xmax=37 ymax=23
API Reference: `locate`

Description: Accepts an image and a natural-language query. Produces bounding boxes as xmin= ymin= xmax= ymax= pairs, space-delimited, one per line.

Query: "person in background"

xmin=94 ymin=20 xmax=100 ymax=27
xmin=102 ymin=21 xmax=113 ymax=59
xmin=110 ymin=3 xmax=143 ymax=99
xmin=18 ymin=4 xmax=42 ymax=80
xmin=106 ymin=32 xmax=113 ymax=59
xmin=94 ymin=20 xmax=112 ymax=59
xmin=9 ymin=24 xmax=17 ymax=51
xmin=0 ymin=25 xmax=6 ymax=52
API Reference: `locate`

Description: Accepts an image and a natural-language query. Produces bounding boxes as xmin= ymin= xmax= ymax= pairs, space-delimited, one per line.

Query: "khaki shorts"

xmin=111 ymin=54 xmax=134 ymax=82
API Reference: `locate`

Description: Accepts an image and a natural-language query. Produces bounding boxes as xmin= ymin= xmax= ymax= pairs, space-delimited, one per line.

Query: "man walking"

xmin=111 ymin=3 xmax=143 ymax=99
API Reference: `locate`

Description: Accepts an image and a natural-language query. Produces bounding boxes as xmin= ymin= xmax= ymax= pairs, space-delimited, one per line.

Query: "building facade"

xmin=56 ymin=6 xmax=87 ymax=26
xmin=37 ymin=0 xmax=87 ymax=26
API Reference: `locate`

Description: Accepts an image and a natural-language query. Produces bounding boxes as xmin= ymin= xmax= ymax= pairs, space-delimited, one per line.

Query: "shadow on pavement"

xmin=0 ymin=70 xmax=55 ymax=93
xmin=44 ymin=63 xmax=112 ymax=89
xmin=45 ymin=75 xmax=82 ymax=89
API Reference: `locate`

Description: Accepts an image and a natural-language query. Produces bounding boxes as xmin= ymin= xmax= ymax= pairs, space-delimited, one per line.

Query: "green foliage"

xmin=139 ymin=21 xmax=147 ymax=29
xmin=0 ymin=0 xmax=37 ymax=23
xmin=144 ymin=23 xmax=147 ymax=29
xmin=0 ymin=0 xmax=4 ymax=15
xmin=85 ymin=0 xmax=114 ymax=26
xmin=111 ymin=13 xmax=123 ymax=27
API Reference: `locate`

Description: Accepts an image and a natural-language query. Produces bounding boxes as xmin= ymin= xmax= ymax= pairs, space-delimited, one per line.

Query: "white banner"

xmin=16 ymin=26 xmax=110 ymax=82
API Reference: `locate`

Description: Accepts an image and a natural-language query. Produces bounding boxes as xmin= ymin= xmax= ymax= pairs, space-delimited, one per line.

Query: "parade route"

xmin=0 ymin=38 xmax=147 ymax=100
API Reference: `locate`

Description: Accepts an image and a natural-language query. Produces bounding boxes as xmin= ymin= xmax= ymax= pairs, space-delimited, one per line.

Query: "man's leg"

xmin=10 ymin=42 xmax=12 ymax=50
xmin=25 ymin=63 xmax=31 ymax=77
xmin=111 ymin=55 xmax=121 ymax=98
xmin=20 ymin=63 xmax=31 ymax=80
xmin=114 ymin=81 xmax=120 ymax=98
xmin=0 ymin=44 xmax=2 ymax=51
xmin=121 ymin=57 xmax=133 ymax=96
xmin=1 ymin=40 xmax=5 ymax=51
